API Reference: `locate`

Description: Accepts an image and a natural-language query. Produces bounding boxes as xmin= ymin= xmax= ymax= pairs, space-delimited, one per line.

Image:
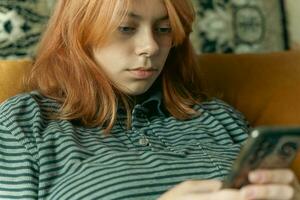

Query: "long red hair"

xmin=26 ymin=0 xmax=205 ymax=133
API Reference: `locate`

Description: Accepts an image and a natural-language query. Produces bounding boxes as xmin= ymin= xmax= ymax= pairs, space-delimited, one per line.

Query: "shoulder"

xmin=0 ymin=91 xmax=60 ymax=157
xmin=1 ymin=91 xmax=41 ymax=111
xmin=198 ymin=98 xmax=247 ymax=121
xmin=0 ymin=91 xmax=59 ymax=119
xmin=0 ymin=91 xmax=59 ymax=137
xmin=0 ymin=92 xmax=39 ymax=121
xmin=200 ymin=98 xmax=242 ymax=113
xmin=196 ymin=98 xmax=250 ymax=142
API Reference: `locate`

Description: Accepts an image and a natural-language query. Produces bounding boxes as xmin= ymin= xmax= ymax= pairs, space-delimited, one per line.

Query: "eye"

xmin=155 ymin=27 xmax=172 ymax=34
xmin=118 ymin=26 xmax=136 ymax=34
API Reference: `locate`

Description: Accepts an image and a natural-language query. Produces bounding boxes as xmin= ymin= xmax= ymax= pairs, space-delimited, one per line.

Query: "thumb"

xmin=178 ymin=180 xmax=222 ymax=193
xmin=158 ymin=180 xmax=223 ymax=200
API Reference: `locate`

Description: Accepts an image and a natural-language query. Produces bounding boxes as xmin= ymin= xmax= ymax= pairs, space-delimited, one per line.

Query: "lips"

xmin=128 ymin=67 xmax=158 ymax=79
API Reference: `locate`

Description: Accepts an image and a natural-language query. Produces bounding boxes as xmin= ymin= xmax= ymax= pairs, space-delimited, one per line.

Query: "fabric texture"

xmin=0 ymin=91 xmax=248 ymax=200
xmin=0 ymin=0 xmax=289 ymax=58
xmin=0 ymin=0 xmax=54 ymax=59
xmin=190 ymin=0 xmax=288 ymax=53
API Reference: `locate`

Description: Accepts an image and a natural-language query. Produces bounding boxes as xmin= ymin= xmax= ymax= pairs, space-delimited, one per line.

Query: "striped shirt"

xmin=0 ymin=91 xmax=249 ymax=200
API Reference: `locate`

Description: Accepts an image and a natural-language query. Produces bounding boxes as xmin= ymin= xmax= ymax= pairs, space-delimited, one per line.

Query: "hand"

xmin=157 ymin=180 xmax=242 ymax=200
xmin=241 ymin=169 xmax=300 ymax=200
xmin=157 ymin=170 xmax=300 ymax=200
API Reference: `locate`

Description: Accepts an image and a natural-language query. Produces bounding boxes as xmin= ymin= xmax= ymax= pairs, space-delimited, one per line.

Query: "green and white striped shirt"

xmin=0 ymin=91 xmax=248 ymax=200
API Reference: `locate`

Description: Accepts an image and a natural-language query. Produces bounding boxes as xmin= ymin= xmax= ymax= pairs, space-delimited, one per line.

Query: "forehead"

xmin=125 ymin=0 xmax=168 ymax=21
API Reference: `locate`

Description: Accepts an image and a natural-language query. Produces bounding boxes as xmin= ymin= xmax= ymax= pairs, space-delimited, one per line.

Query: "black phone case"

xmin=222 ymin=126 xmax=300 ymax=189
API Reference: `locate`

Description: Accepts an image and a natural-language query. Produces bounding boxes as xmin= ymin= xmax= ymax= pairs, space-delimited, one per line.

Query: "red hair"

xmin=26 ymin=0 xmax=205 ymax=133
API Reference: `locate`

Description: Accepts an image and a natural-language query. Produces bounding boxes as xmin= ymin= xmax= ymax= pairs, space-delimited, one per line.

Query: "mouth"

xmin=127 ymin=67 xmax=158 ymax=79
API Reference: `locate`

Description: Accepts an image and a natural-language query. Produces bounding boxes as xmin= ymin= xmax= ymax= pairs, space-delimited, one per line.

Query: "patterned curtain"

xmin=190 ymin=0 xmax=288 ymax=53
xmin=0 ymin=0 xmax=289 ymax=58
xmin=0 ymin=0 xmax=54 ymax=59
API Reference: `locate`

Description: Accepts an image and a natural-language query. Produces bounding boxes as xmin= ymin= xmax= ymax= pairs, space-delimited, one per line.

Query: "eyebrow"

xmin=127 ymin=12 xmax=169 ymax=21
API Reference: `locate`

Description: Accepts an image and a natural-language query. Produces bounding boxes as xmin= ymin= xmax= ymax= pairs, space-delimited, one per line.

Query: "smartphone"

xmin=222 ymin=126 xmax=300 ymax=189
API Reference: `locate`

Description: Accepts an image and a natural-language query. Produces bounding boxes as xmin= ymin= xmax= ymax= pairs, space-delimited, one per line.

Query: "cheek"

xmin=159 ymin=45 xmax=172 ymax=62
xmin=94 ymin=47 xmax=126 ymax=69
xmin=158 ymin=36 xmax=173 ymax=48
xmin=157 ymin=36 xmax=173 ymax=60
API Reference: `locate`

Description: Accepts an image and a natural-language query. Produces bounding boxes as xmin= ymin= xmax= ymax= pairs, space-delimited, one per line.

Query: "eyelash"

xmin=155 ymin=27 xmax=172 ymax=34
xmin=118 ymin=26 xmax=136 ymax=34
xmin=118 ymin=26 xmax=172 ymax=35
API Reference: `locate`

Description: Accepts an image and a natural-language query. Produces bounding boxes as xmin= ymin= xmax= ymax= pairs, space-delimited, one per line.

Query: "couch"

xmin=198 ymin=51 xmax=300 ymax=178
xmin=0 ymin=51 xmax=300 ymax=178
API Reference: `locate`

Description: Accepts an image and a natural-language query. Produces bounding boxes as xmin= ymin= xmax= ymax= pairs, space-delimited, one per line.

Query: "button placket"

xmin=131 ymin=104 xmax=152 ymax=148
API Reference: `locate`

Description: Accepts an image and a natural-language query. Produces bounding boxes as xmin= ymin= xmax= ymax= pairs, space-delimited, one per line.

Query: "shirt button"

xmin=139 ymin=136 xmax=149 ymax=146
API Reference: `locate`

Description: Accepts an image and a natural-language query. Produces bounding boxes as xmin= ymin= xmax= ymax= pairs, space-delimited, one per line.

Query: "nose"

xmin=135 ymin=29 xmax=159 ymax=57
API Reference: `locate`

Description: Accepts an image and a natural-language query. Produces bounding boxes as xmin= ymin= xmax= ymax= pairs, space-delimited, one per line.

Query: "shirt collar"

xmin=117 ymin=91 xmax=166 ymax=117
xmin=118 ymin=80 xmax=167 ymax=117
xmin=140 ymin=89 xmax=166 ymax=116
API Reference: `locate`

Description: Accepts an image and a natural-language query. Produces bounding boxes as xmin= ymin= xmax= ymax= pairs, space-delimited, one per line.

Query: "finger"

xmin=184 ymin=189 xmax=241 ymax=200
xmin=249 ymin=169 xmax=295 ymax=184
xmin=158 ymin=180 xmax=223 ymax=200
xmin=241 ymin=184 xmax=294 ymax=200
xmin=178 ymin=180 xmax=222 ymax=193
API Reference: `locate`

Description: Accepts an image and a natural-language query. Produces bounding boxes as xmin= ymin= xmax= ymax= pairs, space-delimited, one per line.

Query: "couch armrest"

xmin=0 ymin=60 xmax=32 ymax=103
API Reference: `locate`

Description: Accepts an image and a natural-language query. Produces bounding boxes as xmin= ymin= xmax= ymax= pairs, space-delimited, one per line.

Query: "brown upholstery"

xmin=0 ymin=51 xmax=299 ymax=178
xmin=198 ymin=51 xmax=300 ymax=177
xmin=0 ymin=59 xmax=32 ymax=103
xmin=198 ymin=51 xmax=300 ymax=127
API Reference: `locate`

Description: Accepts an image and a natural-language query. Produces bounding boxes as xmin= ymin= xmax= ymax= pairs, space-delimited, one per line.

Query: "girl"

xmin=0 ymin=0 xmax=299 ymax=199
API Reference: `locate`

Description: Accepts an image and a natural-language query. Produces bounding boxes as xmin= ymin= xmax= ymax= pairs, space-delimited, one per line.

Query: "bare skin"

xmin=158 ymin=169 xmax=300 ymax=200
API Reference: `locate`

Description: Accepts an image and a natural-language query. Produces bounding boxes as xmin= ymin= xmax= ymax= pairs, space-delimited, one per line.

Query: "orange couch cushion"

xmin=198 ymin=51 xmax=300 ymax=127
xmin=198 ymin=51 xmax=300 ymax=178
xmin=0 ymin=60 xmax=32 ymax=102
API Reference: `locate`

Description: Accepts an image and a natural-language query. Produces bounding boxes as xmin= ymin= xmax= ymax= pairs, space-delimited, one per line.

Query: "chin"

xmin=124 ymin=86 xmax=151 ymax=96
